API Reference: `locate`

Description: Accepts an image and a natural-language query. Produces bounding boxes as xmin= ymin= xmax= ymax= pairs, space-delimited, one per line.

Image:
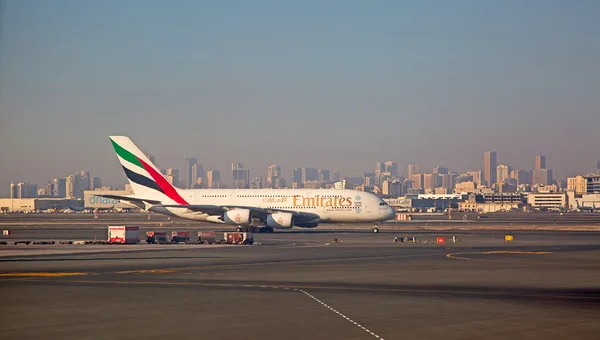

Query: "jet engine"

xmin=266 ymin=212 xmax=294 ymax=229
xmin=223 ymin=209 xmax=252 ymax=225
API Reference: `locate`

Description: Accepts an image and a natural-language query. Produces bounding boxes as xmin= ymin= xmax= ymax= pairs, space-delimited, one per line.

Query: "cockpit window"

xmin=379 ymin=202 xmax=387 ymax=206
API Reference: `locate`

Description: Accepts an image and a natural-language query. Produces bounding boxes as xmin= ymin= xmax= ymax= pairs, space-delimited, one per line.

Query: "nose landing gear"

xmin=372 ymin=223 xmax=380 ymax=233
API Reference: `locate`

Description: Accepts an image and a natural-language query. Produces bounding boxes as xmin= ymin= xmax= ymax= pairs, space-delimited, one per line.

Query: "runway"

xmin=1 ymin=225 xmax=600 ymax=339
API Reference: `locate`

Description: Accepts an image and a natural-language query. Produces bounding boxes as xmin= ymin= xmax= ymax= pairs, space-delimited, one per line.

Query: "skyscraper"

xmin=433 ymin=166 xmax=448 ymax=175
xmin=291 ymin=168 xmax=303 ymax=184
xmin=302 ymin=168 xmax=319 ymax=183
xmin=185 ymin=157 xmax=198 ymax=189
xmin=53 ymin=178 xmax=66 ymax=198
xmin=407 ymin=164 xmax=419 ymax=178
xmin=191 ymin=163 xmax=204 ymax=188
xmin=375 ymin=162 xmax=385 ymax=176
xmin=232 ymin=163 xmax=250 ymax=188
xmin=597 ymin=161 xmax=600 ymax=173
xmin=9 ymin=182 xmax=17 ymax=198
xmin=411 ymin=174 xmax=424 ymax=189
xmin=91 ymin=177 xmax=102 ymax=190
xmin=74 ymin=170 xmax=90 ymax=198
xmin=496 ymin=165 xmax=511 ymax=183
xmin=207 ymin=170 xmax=221 ymax=188
xmin=467 ymin=170 xmax=483 ymax=186
xmin=484 ymin=151 xmax=497 ymax=186
xmin=319 ymin=169 xmax=331 ymax=183
xmin=533 ymin=168 xmax=553 ymax=186
xmin=66 ymin=175 xmax=76 ymax=198
xmin=267 ymin=165 xmax=281 ymax=179
xmin=145 ymin=154 xmax=155 ymax=165
xmin=535 ymin=155 xmax=546 ymax=171
xmin=384 ymin=161 xmax=398 ymax=177
xmin=165 ymin=168 xmax=180 ymax=187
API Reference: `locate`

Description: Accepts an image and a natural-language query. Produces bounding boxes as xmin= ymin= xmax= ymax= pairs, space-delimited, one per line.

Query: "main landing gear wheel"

xmin=372 ymin=223 xmax=379 ymax=233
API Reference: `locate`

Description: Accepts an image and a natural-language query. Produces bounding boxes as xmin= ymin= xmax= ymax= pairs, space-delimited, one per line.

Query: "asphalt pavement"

xmin=1 ymin=223 xmax=600 ymax=340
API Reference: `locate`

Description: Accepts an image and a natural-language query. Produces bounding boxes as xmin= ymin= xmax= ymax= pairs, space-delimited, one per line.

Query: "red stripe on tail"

xmin=137 ymin=157 xmax=189 ymax=205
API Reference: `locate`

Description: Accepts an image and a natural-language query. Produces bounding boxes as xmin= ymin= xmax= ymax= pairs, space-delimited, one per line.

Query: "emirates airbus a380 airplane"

xmin=99 ymin=136 xmax=396 ymax=233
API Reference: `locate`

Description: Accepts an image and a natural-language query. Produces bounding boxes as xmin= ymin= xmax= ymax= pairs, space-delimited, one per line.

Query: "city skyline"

xmin=6 ymin=150 xmax=599 ymax=197
xmin=1 ymin=1 xmax=599 ymax=192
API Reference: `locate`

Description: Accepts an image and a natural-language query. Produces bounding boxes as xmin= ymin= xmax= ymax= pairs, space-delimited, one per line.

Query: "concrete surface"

xmin=1 ymin=222 xmax=600 ymax=339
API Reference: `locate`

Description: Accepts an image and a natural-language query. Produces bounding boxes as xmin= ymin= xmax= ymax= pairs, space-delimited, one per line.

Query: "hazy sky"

xmin=1 ymin=0 xmax=599 ymax=191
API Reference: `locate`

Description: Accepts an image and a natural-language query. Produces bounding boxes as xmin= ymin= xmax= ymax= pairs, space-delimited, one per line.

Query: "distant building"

xmin=406 ymin=164 xmax=419 ymax=179
xmin=411 ymin=174 xmax=423 ymax=189
xmin=484 ymin=150 xmax=497 ymax=186
xmin=301 ymin=168 xmax=318 ymax=183
xmin=423 ymin=173 xmax=437 ymax=190
xmin=0 ymin=198 xmax=79 ymax=213
xmin=439 ymin=173 xmax=454 ymax=188
xmin=185 ymin=157 xmax=198 ymax=189
xmin=497 ymin=182 xmax=517 ymax=193
xmin=467 ymin=170 xmax=483 ymax=186
xmin=510 ymin=170 xmax=530 ymax=186
xmin=567 ymin=175 xmax=587 ymax=195
xmin=587 ymin=174 xmax=600 ymax=193
xmin=527 ymin=193 xmax=567 ymax=209
xmin=319 ymin=169 xmax=330 ymax=183
xmin=75 ymin=170 xmax=90 ymax=198
xmin=291 ymin=168 xmax=303 ymax=185
xmin=435 ymin=187 xmax=452 ymax=194
xmin=384 ymin=161 xmax=398 ymax=177
xmin=165 ymin=168 xmax=180 ymax=187
xmin=535 ymin=155 xmax=546 ymax=171
xmin=533 ymin=169 xmax=553 ymax=186
xmin=191 ymin=163 xmax=205 ymax=188
xmin=66 ymin=175 xmax=76 ymax=198
xmin=496 ymin=165 xmax=511 ymax=184
xmin=536 ymin=184 xmax=559 ymax=193
xmin=334 ymin=180 xmax=347 ymax=189
xmin=91 ymin=177 xmax=102 ymax=190
xmin=84 ymin=190 xmax=137 ymax=210
xmin=232 ymin=163 xmax=250 ymax=189
xmin=145 ymin=154 xmax=155 ymax=165
xmin=206 ymin=170 xmax=221 ymax=189
xmin=382 ymin=179 xmax=406 ymax=197
xmin=9 ymin=182 xmax=38 ymax=198
xmin=455 ymin=181 xmax=477 ymax=193
xmin=374 ymin=162 xmax=385 ymax=184
xmin=433 ymin=166 xmax=448 ymax=175
xmin=274 ymin=177 xmax=286 ymax=189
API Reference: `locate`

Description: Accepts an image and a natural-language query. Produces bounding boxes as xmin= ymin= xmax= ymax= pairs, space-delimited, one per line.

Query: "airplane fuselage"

xmin=153 ymin=188 xmax=395 ymax=226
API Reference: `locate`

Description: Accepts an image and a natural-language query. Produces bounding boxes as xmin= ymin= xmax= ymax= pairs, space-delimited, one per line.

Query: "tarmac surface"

xmin=1 ymin=215 xmax=600 ymax=339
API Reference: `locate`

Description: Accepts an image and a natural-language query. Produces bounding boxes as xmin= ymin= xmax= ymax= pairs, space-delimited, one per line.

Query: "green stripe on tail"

xmin=110 ymin=138 xmax=143 ymax=169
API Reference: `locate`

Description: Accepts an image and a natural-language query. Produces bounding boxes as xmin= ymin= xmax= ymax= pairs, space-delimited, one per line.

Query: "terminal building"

xmin=527 ymin=193 xmax=567 ymax=209
xmin=587 ymin=175 xmax=600 ymax=194
xmin=0 ymin=198 xmax=82 ymax=213
xmin=83 ymin=189 xmax=137 ymax=210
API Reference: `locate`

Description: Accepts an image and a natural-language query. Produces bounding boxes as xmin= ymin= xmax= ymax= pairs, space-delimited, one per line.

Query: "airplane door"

xmin=365 ymin=204 xmax=371 ymax=213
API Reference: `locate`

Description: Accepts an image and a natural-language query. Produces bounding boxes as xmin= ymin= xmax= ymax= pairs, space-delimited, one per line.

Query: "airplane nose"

xmin=385 ymin=206 xmax=396 ymax=220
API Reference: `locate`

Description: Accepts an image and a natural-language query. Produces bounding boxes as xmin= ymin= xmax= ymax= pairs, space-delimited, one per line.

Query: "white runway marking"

xmin=295 ymin=288 xmax=385 ymax=340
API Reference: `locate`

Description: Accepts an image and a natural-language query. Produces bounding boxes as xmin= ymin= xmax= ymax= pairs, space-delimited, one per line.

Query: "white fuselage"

xmin=156 ymin=188 xmax=396 ymax=226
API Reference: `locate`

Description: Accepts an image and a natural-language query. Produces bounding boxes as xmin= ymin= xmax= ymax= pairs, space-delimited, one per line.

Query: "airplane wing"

xmin=160 ymin=204 xmax=320 ymax=223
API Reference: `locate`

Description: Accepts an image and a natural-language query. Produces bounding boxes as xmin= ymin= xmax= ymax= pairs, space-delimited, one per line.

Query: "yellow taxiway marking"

xmin=0 ymin=272 xmax=87 ymax=277
xmin=18 ymin=278 xmax=600 ymax=301
xmin=446 ymin=250 xmax=553 ymax=262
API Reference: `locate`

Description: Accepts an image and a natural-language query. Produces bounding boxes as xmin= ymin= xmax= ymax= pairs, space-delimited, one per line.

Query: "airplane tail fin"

xmin=108 ymin=136 xmax=189 ymax=205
